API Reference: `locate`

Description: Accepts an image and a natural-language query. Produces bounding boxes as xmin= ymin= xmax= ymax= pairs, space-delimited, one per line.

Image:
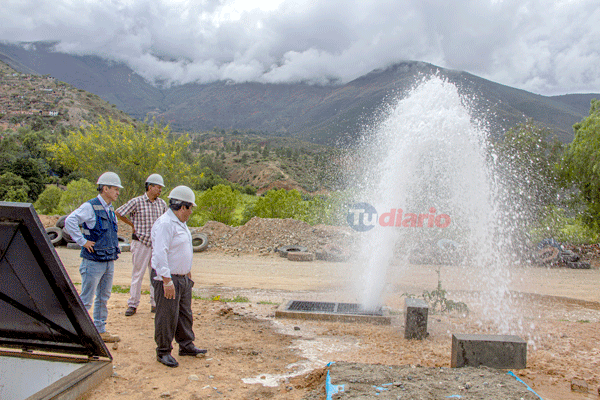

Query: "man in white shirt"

xmin=64 ymin=172 xmax=123 ymax=343
xmin=151 ymin=185 xmax=207 ymax=368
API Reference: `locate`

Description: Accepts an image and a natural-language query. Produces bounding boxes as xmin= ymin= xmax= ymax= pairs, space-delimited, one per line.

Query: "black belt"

xmin=171 ymin=274 xmax=188 ymax=277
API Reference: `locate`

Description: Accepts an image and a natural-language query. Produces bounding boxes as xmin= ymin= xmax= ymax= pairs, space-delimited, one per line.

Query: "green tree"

xmin=561 ymin=99 xmax=600 ymax=227
xmin=0 ymin=172 xmax=30 ymax=202
xmin=58 ymin=179 xmax=97 ymax=214
xmin=6 ymin=158 xmax=48 ymax=201
xmin=34 ymin=185 xmax=64 ymax=214
xmin=299 ymin=192 xmax=350 ymax=225
xmin=47 ymin=118 xmax=202 ymax=204
xmin=195 ymin=184 xmax=240 ymax=225
xmin=493 ymin=120 xmax=564 ymax=220
xmin=252 ymin=189 xmax=302 ymax=219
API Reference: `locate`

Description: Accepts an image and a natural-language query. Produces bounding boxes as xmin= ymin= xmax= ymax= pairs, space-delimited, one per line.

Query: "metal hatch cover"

xmin=0 ymin=201 xmax=111 ymax=359
xmin=276 ymin=300 xmax=392 ymax=325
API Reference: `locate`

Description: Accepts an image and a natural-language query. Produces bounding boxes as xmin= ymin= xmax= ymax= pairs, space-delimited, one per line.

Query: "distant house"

xmin=48 ymin=111 xmax=59 ymax=116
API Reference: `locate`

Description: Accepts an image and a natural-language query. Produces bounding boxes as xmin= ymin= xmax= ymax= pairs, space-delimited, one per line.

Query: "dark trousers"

xmin=151 ymin=269 xmax=195 ymax=356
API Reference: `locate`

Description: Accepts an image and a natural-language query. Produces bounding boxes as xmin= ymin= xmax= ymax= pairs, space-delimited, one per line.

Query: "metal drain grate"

xmin=286 ymin=300 xmax=384 ymax=316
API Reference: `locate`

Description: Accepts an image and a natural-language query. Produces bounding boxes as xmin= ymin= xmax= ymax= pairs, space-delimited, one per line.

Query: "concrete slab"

xmin=451 ymin=334 xmax=527 ymax=369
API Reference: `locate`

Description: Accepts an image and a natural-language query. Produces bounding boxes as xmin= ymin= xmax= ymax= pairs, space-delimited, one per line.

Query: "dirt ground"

xmin=41 ymin=215 xmax=600 ymax=399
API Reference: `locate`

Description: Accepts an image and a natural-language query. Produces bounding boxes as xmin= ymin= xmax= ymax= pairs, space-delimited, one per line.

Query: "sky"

xmin=1 ymin=0 xmax=599 ymax=96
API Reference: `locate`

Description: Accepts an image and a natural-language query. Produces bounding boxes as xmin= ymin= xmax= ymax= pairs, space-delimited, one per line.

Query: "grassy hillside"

xmin=186 ymin=130 xmax=342 ymax=193
xmin=0 ymin=60 xmax=135 ymax=131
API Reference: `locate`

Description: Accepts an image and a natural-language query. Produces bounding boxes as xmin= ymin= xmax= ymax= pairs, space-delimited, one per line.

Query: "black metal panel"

xmin=288 ymin=301 xmax=336 ymax=313
xmin=286 ymin=300 xmax=384 ymax=316
xmin=336 ymin=302 xmax=384 ymax=316
xmin=0 ymin=202 xmax=111 ymax=359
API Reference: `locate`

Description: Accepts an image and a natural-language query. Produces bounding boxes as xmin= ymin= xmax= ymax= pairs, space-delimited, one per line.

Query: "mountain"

xmin=1 ymin=41 xmax=597 ymax=145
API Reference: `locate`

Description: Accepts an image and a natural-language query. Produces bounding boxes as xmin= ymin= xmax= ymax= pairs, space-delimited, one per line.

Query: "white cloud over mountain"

xmin=1 ymin=0 xmax=599 ymax=95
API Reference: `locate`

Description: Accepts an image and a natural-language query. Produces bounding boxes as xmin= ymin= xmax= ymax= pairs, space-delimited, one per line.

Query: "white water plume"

xmin=350 ymin=76 xmax=519 ymax=333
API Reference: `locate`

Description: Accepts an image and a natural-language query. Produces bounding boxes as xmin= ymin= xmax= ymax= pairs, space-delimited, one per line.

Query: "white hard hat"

xmin=97 ymin=172 xmax=123 ymax=188
xmin=168 ymin=185 xmax=196 ymax=206
xmin=145 ymin=173 xmax=165 ymax=187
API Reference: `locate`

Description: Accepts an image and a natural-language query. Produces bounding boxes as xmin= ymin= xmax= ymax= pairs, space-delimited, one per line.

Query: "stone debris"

xmin=193 ymin=217 xmax=355 ymax=255
xmin=571 ymin=377 xmax=588 ymax=393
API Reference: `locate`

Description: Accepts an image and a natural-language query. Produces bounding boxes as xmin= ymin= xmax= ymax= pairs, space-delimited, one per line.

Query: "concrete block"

xmin=451 ymin=334 xmax=527 ymax=369
xmin=404 ymin=298 xmax=429 ymax=339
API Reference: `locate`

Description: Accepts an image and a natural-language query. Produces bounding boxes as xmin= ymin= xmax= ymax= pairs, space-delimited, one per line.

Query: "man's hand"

xmin=163 ymin=279 xmax=176 ymax=299
xmin=83 ymin=240 xmax=95 ymax=253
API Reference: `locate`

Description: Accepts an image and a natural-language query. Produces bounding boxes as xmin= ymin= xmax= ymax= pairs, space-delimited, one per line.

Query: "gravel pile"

xmin=193 ymin=217 xmax=356 ymax=254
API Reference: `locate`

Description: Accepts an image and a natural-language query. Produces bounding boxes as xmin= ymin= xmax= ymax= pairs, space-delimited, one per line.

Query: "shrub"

xmin=58 ymin=179 xmax=97 ymax=214
xmin=34 ymin=185 xmax=64 ymax=214
xmin=0 ymin=172 xmax=30 ymax=202
xmin=252 ymin=189 xmax=302 ymax=219
xmin=195 ymin=184 xmax=241 ymax=225
xmin=530 ymin=206 xmax=599 ymax=245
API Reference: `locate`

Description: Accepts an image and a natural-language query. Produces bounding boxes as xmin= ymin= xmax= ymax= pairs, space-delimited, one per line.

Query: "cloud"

xmin=0 ymin=0 xmax=598 ymax=94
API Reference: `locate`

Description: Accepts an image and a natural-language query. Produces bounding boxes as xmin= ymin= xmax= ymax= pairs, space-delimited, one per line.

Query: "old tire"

xmin=567 ymin=261 xmax=591 ymax=269
xmin=192 ymin=233 xmax=209 ymax=252
xmin=560 ymin=250 xmax=579 ymax=263
xmin=62 ymin=228 xmax=75 ymax=243
xmin=45 ymin=227 xmax=64 ymax=246
xmin=537 ymin=246 xmax=559 ymax=264
xmin=55 ymin=215 xmax=68 ymax=229
xmin=321 ymin=244 xmax=350 ymax=262
xmin=66 ymin=242 xmax=81 ymax=250
xmin=117 ymin=235 xmax=127 ymax=243
xmin=276 ymin=245 xmax=308 ymax=258
xmin=287 ymin=251 xmax=314 ymax=261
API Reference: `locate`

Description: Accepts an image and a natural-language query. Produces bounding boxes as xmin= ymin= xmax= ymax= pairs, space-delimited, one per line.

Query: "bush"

xmin=299 ymin=194 xmax=343 ymax=225
xmin=530 ymin=206 xmax=599 ymax=245
xmin=34 ymin=185 xmax=64 ymax=214
xmin=58 ymin=179 xmax=97 ymax=214
xmin=252 ymin=189 xmax=302 ymax=219
xmin=0 ymin=172 xmax=30 ymax=202
xmin=195 ymin=184 xmax=241 ymax=226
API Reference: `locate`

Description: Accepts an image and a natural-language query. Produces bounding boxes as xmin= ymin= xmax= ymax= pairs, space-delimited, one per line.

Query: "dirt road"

xmin=53 ymin=247 xmax=600 ymax=400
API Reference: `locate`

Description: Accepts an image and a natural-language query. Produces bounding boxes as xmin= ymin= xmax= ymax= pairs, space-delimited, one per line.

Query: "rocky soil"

xmin=39 ymin=215 xmax=600 ymax=399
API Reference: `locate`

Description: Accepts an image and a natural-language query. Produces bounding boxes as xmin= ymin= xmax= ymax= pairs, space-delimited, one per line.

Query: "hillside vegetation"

xmin=0 ymin=61 xmax=339 ymax=203
xmin=2 ymin=41 xmax=597 ymax=145
xmin=3 ymin=51 xmax=600 ymax=246
xmin=0 ymin=61 xmax=134 ymax=131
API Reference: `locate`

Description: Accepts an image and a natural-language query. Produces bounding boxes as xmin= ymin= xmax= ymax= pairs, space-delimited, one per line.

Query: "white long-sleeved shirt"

xmin=151 ymin=209 xmax=193 ymax=279
xmin=64 ymin=195 xmax=114 ymax=246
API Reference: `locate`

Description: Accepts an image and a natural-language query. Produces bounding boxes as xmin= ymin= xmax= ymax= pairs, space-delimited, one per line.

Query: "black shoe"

xmin=157 ymin=354 xmax=179 ymax=368
xmin=125 ymin=307 xmax=136 ymax=316
xmin=150 ymin=306 xmax=156 ymax=313
xmin=179 ymin=346 xmax=207 ymax=356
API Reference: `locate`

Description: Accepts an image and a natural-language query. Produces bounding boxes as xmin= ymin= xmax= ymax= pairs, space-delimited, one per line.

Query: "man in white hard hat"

xmin=64 ymin=172 xmax=123 ymax=343
xmin=151 ymin=185 xmax=206 ymax=368
xmin=116 ymin=174 xmax=168 ymax=316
